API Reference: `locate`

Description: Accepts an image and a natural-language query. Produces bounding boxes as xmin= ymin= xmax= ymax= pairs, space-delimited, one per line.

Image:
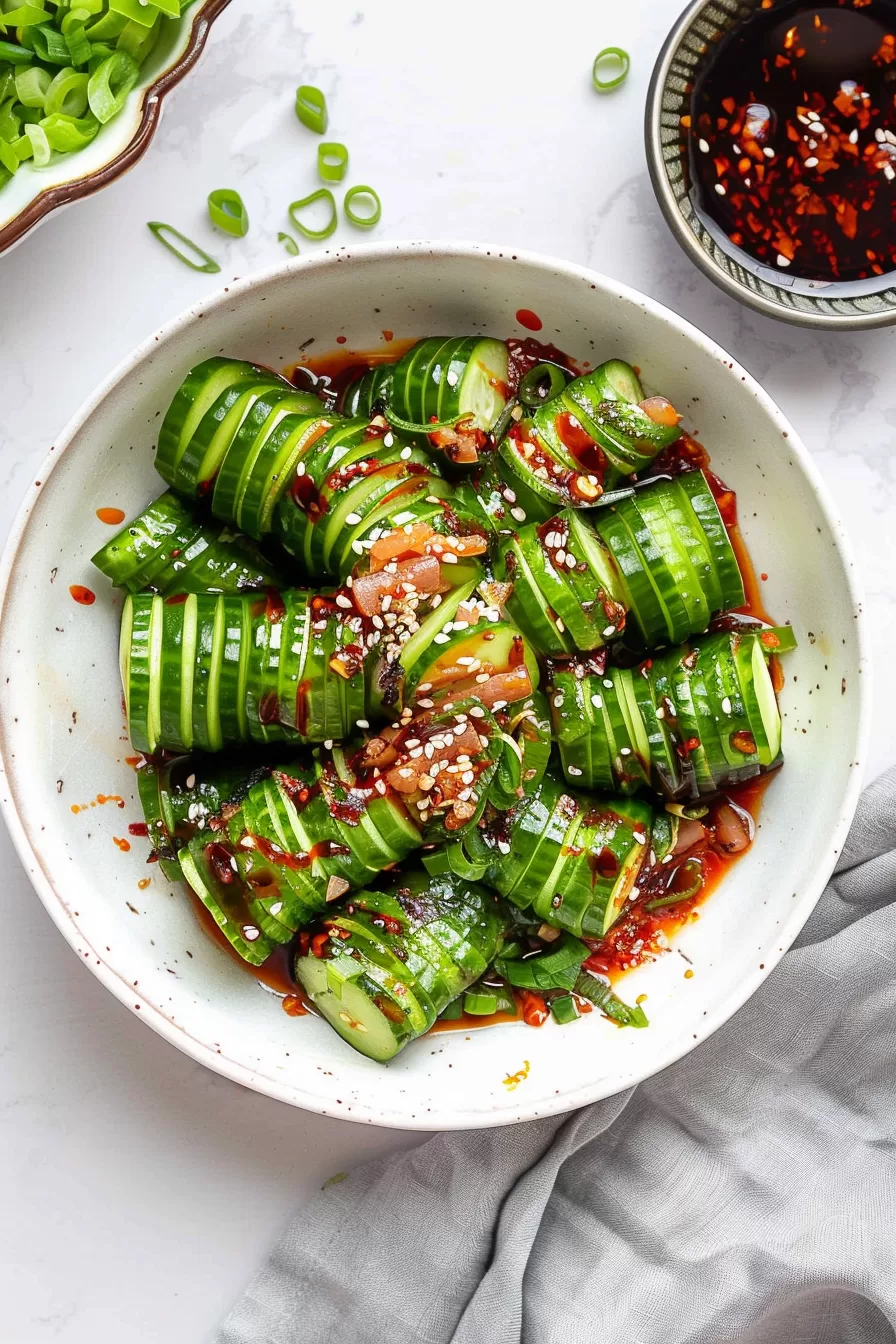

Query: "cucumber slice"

xmin=156 ymin=357 xmax=279 ymax=485
xmin=615 ymin=494 xmax=692 ymax=644
xmin=675 ymin=472 xmax=745 ymax=612
xmin=450 ymin=338 xmax=509 ymax=432
xmin=176 ymin=379 xmax=282 ymax=498
xmin=339 ymin=365 xmax=393 ymax=418
xmin=295 ymin=951 xmax=412 ymax=1062
xmin=588 ymin=358 xmax=644 ymax=403
xmin=123 ymin=594 xmax=163 ymax=754
xmin=734 ymin=633 xmax=782 ymax=762
xmin=180 ymin=845 xmax=276 ymax=967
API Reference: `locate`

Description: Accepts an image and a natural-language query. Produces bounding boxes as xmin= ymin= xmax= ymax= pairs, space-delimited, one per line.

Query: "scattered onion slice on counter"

xmin=318 ymin=140 xmax=348 ymax=182
xmin=208 ymin=187 xmax=249 ymax=237
xmin=343 ymin=183 xmax=382 ymax=229
xmin=278 ymin=231 xmax=299 ymax=256
xmin=295 ymin=83 xmax=328 ymax=134
xmin=288 ymin=187 xmax=337 ymax=241
xmin=147 ymin=221 xmax=221 ymax=273
xmin=592 ymin=46 xmax=630 ymax=93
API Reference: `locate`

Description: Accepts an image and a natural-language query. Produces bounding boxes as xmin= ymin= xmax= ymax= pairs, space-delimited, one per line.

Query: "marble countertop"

xmin=1 ymin=1 xmax=893 ymax=1338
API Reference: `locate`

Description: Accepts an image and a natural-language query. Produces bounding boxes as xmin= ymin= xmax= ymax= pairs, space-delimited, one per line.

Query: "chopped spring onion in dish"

xmin=592 ymin=46 xmax=630 ymax=92
xmin=94 ymin=332 xmax=794 ymax=1063
xmin=0 ymin=0 xmax=187 ymax=187
xmin=288 ymin=187 xmax=338 ymax=240
xmin=146 ymin=221 xmax=220 ymax=273
xmin=343 ymin=183 xmax=382 ymax=228
xmin=318 ymin=140 xmax=348 ymax=182
xmin=295 ymin=82 xmax=327 ymax=134
xmin=208 ymin=187 xmax=249 ymax=238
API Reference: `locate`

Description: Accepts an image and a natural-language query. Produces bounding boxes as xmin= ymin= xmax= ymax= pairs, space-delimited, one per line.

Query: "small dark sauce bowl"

xmin=646 ymin=0 xmax=896 ymax=328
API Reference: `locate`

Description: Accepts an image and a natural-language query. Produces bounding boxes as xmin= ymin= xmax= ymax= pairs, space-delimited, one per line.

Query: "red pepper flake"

xmin=731 ymin=730 xmax=758 ymax=755
xmin=282 ymin=994 xmax=309 ymax=1016
xmin=311 ymin=931 xmax=330 ymax=958
xmin=69 ymin=585 xmax=95 ymax=606
xmin=518 ymin=990 xmax=548 ymax=1027
xmin=128 ymin=821 xmax=149 ymax=837
xmin=335 ymin=335 xmax=347 ymax=344
xmin=113 ymin=836 xmax=131 ymax=852
xmin=96 ymin=507 xmax=126 ymax=525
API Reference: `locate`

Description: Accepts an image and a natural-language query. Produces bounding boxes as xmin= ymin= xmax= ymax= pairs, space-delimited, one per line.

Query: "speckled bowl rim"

xmin=0 ymin=241 xmax=872 ymax=1128
xmin=0 ymin=0 xmax=231 ymax=257
xmin=645 ymin=0 xmax=896 ymax=331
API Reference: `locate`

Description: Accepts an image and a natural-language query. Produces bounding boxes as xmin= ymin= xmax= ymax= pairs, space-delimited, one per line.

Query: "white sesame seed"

xmin=656 ymin=707 xmax=665 ymax=720
xmin=602 ymin=625 xmax=616 ymax=638
xmin=335 ymin=593 xmax=353 ymax=609
xmin=400 ymin=446 xmax=412 ymax=460
xmin=296 ymin=462 xmax=306 ymax=477
xmin=568 ymin=765 xmax=582 ymax=776
xmin=620 ymin=747 xmax=631 ymax=756
xmin=633 ymin=831 xmax=646 ymax=844
xmin=721 ymin=696 xmax=732 ymax=714
xmin=345 ymin=512 xmax=362 ymax=526
xmin=804 ymin=156 xmax=818 ymax=168
xmin=510 ymin=507 xmax=527 ymax=523
xmin=185 ymin=773 xmax=196 ymax=789
xmin=555 ymin=548 xmax=566 ymax=566
xmin=243 ymin=926 xmax=260 ymax=941
xmin=553 ymin=694 xmax=564 ymax=709
xmin=434 ymin=633 xmax=450 ymax=644
xmin=356 ymin=718 xmax=369 ymax=729
xmin=591 ymin=694 xmax=603 ymax=709
xmin=502 ymin=487 xmax=517 ymax=503
xmin=603 ymin=679 xmax=613 ymax=689
xmin=776 ymin=255 xmax=790 ymax=267
xmin=808 ymin=121 xmax=825 ymax=136
xmin=763 ymin=145 xmax=775 ymax=158
xmin=431 ymin=595 xmax=442 ymax=608
xmin=849 ymin=129 xmax=859 ymax=144
xmin=555 ymin=618 xmax=565 ymax=633
xmin=714 ymin=183 xmax=726 ymax=196
xmin=446 ymin=370 xmax=459 ymax=387
xmin=475 ymin=672 xmax=490 ymax=683
xmin=383 ymin=432 xmax=395 ymax=448
xmin=442 ymin=551 xmax=458 ymax=564
xmin=469 ymin=705 xmax=485 ymax=718
xmin=565 ymin=554 xmax=576 ymax=568
xmin=698 ymin=137 xmax=709 ymax=153
xmin=351 ymin=540 xmax=364 ymax=555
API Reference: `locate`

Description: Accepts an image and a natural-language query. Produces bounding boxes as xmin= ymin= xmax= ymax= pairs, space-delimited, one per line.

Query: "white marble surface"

xmin=0 ymin=0 xmax=893 ymax=1338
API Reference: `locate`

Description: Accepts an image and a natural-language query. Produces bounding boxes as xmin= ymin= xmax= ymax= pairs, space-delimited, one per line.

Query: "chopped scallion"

xmin=317 ymin=140 xmax=348 ymax=182
xmin=87 ymin=49 xmax=138 ymax=123
xmin=147 ymin=221 xmax=221 ymax=273
xmin=277 ymin=230 xmax=299 ymax=256
xmin=288 ymin=187 xmax=337 ymax=241
xmin=343 ymin=183 xmax=381 ymax=229
xmin=592 ymin=46 xmax=630 ymax=93
xmin=295 ymin=83 xmax=327 ymax=134
xmin=208 ymin=187 xmax=249 ymax=238
xmin=518 ymin=361 xmax=568 ymax=407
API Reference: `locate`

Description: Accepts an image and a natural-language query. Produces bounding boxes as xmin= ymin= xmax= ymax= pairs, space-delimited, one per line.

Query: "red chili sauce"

xmin=178 ymin=339 xmax=780 ymax=1030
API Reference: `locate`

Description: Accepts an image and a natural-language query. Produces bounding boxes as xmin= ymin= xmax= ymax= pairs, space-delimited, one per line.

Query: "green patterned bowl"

xmin=645 ymin=0 xmax=896 ymax=329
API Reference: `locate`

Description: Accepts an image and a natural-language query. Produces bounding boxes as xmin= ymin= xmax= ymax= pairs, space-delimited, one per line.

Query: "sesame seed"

xmin=721 ymin=696 xmax=732 ymax=714
xmin=567 ymin=765 xmax=582 ymax=776
xmin=804 ymin=156 xmax=818 ymax=168
xmin=849 ymin=128 xmax=859 ymax=144
xmin=243 ymin=926 xmax=260 ymax=941
xmin=335 ymin=593 xmax=353 ymax=609
xmin=502 ymin=487 xmax=517 ymax=504
xmin=351 ymin=541 xmax=364 ymax=555
xmin=714 ymin=183 xmax=726 ymax=196
xmin=553 ymin=694 xmax=564 ymax=709
xmin=417 ymin=697 xmax=434 ymax=708
xmin=602 ymin=625 xmax=616 ymax=638
xmin=345 ymin=512 xmax=362 ymax=526
xmin=655 ymin=707 xmax=665 ymax=720
xmin=808 ymin=121 xmax=825 ymax=136
xmin=698 ymin=137 xmax=709 ymax=153
xmin=591 ymin=694 xmax=603 ymax=709
xmin=469 ymin=706 xmax=485 ymax=718
xmin=555 ymin=548 xmax=566 ymax=566
xmin=446 ymin=370 xmax=459 ymax=387
xmin=185 ymin=773 xmax=196 ymax=790
xmin=603 ymin=679 xmax=613 ymax=689
xmin=356 ymin=718 xmax=369 ymax=729
xmin=776 ymin=255 xmax=790 ymax=267
xmin=434 ymin=633 xmax=449 ymax=644
xmin=633 ymin=831 xmax=646 ymax=844
xmin=400 ymin=446 xmax=412 ymax=460
xmin=383 ymin=432 xmax=395 ymax=448
xmin=763 ymin=145 xmax=775 ymax=158
xmin=324 ymin=738 xmax=334 ymax=750
xmin=510 ymin=506 xmax=526 ymax=523
xmin=555 ymin=617 xmax=565 ymax=633
xmin=442 ymin=551 xmax=458 ymax=564
xmin=431 ymin=595 xmax=442 ymax=608
xmin=620 ymin=747 xmax=631 ymax=756
xmin=296 ymin=462 xmax=306 ymax=477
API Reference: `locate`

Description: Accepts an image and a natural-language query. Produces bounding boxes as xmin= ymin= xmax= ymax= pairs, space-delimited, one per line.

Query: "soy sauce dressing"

xmin=176 ymin=341 xmax=780 ymax=1030
xmin=687 ymin=0 xmax=896 ymax=290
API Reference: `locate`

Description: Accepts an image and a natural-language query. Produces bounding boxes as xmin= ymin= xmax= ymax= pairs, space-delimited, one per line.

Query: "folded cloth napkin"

xmin=219 ymin=768 xmax=896 ymax=1344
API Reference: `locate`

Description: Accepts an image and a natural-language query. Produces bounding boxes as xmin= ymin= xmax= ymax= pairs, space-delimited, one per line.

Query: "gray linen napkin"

xmin=219 ymin=768 xmax=896 ymax=1344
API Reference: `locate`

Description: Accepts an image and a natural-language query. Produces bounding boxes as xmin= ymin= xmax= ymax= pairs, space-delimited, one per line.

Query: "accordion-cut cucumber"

xmin=499 ymin=471 xmax=745 ymax=656
xmin=549 ymin=628 xmax=793 ymax=798
xmin=388 ymin=337 xmax=510 ymax=434
xmin=91 ymin=491 xmax=282 ymax=596
xmin=294 ymin=870 xmax=511 ymax=1060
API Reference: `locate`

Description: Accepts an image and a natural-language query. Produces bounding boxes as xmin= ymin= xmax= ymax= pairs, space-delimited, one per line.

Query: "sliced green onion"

xmin=277 ymin=230 xmax=299 ymax=256
xmin=385 ymin=410 xmax=474 ymax=434
xmin=148 ymin=0 xmax=181 ymax=15
xmin=463 ymin=989 xmax=498 ymax=1016
xmin=87 ymin=49 xmax=138 ymax=123
xmin=44 ymin=67 xmax=89 ymax=117
xmin=497 ymin=934 xmax=589 ymax=992
xmin=288 ymin=187 xmax=337 ymax=241
xmin=343 ymin=183 xmax=381 ymax=229
xmin=549 ymin=994 xmax=581 ymax=1025
xmin=317 ymin=140 xmax=348 ymax=182
xmin=0 ymin=6 xmax=51 ymax=29
xmin=0 ymin=136 xmax=19 ymax=174
xmin=518 ymin=362 xmax=568 ymax=407
xmin=87 ymin=42 xmax=114 ymax=72
xmin=116 ymin=15 xmax=159 ymax=62
xmin=295 ymin=83 xmax=327 ymax=134
xmin=64 ymin=23 xmax=92 ymax=65
xmin=147 ymin=221 xmax=221 ymax=274
xmin=84 ymin=9 xmax=129 ymax=40
xmin=592 ymin=46 xmax=630 ymax=93
xmin=41 ymin=109 xmax=98 ymax=151
xmin=24 ymin=119 xmax=50 ymax=165
xmin=0 ymin=39 xmax=33 ymax=63
xmin=15 ymin=65 xmax=52 ymax=107
xmin=645 ymin=857 xmax=704 ymax=911
xmin=0 ymin=98 xmax=21 ymax=141
xmin=33 ymin=22 xmax=70 ymax=63
xmin=574 ymin=972 xmax=648 ymax=1027
xmin=109 ymin=0 xmax=158 ymax=28
xmin=208 ymin=187 xmax=249 ymax=237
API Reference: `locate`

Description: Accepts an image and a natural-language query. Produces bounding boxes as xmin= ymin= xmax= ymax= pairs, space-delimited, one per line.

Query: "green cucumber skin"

xmin=482 ymin=773 xmax=653 ymax=938
xmin=550 ymin=629 xmax=788 ymax=800
xmin=295 ymin=870 xmax=511 ymax=1061
xmin=389 ymin=338 xmax=510 ymax=433
xmin=338 ymin=366 xmax=393 ymax=418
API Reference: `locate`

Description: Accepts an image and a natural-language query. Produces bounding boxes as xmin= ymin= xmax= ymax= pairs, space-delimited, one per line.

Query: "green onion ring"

xmin=288 ymin=187 xmax=337 ymax=241
xmin=278 ymin=231 xmax=299 ymax=256
xmin=317 ymin=140 xmax=348 ymax=183
xmin=0 ymin=137 xmax=18 ymax=175
xmin=385 ymin=410 xmax=475 ymax=434
xmin=41 ymin=110 xmax=99 ymax=151
xmin=44 ymin=68 xmax=89 ymax=117
xmin=15 ymin=65 xmax=52 ymax=107
xmin=518 ymin=362 xmax=568 ymax=407
xmin=0 ymin=39 xmax=33 ymax=63
xmin=592 ymin=46 xmax=630 ymax=93
xmin=208 ymin=187 xmax=249 ymax=238
xmin=147 ymin=222 xmax=221 ymax=274
xmin=87 ymin=50 xmax=138 ymax=123
xmin=343 ymin=183 xmax=382 ymax=229
xmin=295 ymin=83 xmax=327 ymax=134
xmin=0 ymin=6 xmax=51 ymax=27
xmin=24 ymin=121 xmax=50 ymax=166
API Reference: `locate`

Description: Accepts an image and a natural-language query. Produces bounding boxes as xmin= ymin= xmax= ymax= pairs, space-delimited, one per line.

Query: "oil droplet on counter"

xmin=71 ymin=793 xmax=126 ymax=814
xmin=515 ymin=308 xmax=543 ymax=331
xmin=282 ymin=994 xmax=309 ymax=1016
xmin=137 ymin=877 xmax=151 ymax=890
xmin=69 ymin=585 xmax=96 ymax=606
xmin=503 ymin=1059 xmax=531 ymax=1090
xmin=96 ymin=507 xmax=126 ymax=525
xmin=684 ymin=968 xmax=695 ymax=979
xmin=335 ymin=335 xmax=347 ymax=344
xmin=381 ymin=329 xmax=394 ymax=342
xmin=113 ymin=836 xmax=131 ymax=852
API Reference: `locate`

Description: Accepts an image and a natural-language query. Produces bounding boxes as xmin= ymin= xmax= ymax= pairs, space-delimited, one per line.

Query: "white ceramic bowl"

xmin=0 ymin=242 xmax=869 ymax=1129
